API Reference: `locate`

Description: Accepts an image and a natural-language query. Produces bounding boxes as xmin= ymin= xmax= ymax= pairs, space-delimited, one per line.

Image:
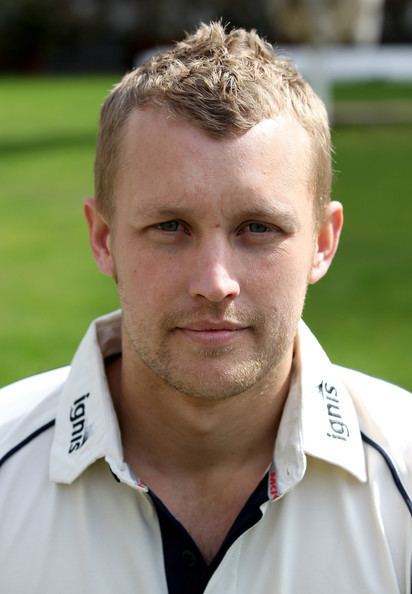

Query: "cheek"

xmin=246 ymin=246 xmax=313 ymax=307
xmin=116 ymin=248 xmax=185 ymax=310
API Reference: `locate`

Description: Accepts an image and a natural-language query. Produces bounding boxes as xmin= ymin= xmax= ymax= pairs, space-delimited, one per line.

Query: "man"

xmin=0 ymin=22 xmax=411 ymax=594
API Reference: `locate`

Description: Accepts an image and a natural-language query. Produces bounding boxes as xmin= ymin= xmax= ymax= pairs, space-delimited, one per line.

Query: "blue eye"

xmin=157 ymin=220 xmax=180 ymax=232
xmin=248 ymin=222 xmax=271 ymax=233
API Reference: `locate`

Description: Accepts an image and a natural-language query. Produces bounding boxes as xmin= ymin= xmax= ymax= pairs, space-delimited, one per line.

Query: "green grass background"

xmin=0 ymin=76 xmax=411 ymax=389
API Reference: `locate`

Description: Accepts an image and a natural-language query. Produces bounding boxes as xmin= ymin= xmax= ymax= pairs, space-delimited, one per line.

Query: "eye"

xmin=156 ymin=220 xmax=181 ymax=232
xmin=236 ymin=220 xmax=282 ymax=244
xmin=238 ymin=222 xmax=277 ymax=235
xmin=152 ymin=219 xmax=191 ymax=239
xmin=247 ymin=222 xmax=272 ymax=233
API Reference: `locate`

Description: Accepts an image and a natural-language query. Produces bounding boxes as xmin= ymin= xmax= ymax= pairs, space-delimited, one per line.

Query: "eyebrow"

xmin=137 ymin=201 xmax=301 ymax=231
xmin=139 ymin=205 xmax=193 ymax=220
xmin=233 ymin=204 xmax=300 ymax=230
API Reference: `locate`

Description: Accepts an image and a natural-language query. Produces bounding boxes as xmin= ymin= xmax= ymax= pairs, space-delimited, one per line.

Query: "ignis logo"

xmin=319 ymin=381 xmax=349 ymax=441
xmin=68 ymin=393 xmax=90 ymax=453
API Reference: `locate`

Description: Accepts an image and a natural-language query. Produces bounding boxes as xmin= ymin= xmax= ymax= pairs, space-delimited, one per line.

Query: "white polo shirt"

xmin=1 ymin=310 xmax=411 ymax=593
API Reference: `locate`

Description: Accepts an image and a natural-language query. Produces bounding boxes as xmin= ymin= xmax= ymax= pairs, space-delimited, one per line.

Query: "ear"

xmin=84 ymin=198 xmax=115 ymax=277
xmin=309 ymin=201 xmax=343 ymax=285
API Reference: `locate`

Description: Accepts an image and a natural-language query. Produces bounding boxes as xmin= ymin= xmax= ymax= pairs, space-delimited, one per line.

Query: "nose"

xmin=188 ymin=241 xmax=240 ymax=303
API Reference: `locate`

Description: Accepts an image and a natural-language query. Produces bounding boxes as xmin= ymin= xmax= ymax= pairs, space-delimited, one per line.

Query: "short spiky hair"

xmin=95 ymin=22 xmax=331 ymax=221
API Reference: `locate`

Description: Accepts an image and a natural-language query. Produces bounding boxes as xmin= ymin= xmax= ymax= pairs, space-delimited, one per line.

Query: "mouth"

xmin=176 ymin=320 xmax=249 ymax=346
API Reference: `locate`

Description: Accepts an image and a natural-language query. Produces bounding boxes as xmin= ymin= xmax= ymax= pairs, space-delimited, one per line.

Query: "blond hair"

xmin=95 ymin=22 xmax=331 ymax=221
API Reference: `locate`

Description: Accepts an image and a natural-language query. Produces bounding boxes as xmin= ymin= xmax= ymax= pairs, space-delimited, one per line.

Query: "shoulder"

xmin=0 ymin=367 xmax=70 ymax=466
xmin=335 ymin=365 xmax=412 ymax=471
xmin=336 ymin=365 xmax=411 ymax=419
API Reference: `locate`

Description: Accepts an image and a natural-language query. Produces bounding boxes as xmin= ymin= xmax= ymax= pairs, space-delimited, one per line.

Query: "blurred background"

xmin=0 ymin=0 xmax=411 ymax=388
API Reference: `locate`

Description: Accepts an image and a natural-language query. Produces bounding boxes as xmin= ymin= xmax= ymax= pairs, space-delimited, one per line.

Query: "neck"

xmin=107 ymin=349 xmax=293 ymax=482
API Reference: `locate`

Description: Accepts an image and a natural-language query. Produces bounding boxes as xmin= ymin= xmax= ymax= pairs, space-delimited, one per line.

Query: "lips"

xmin=179 ymin=320 xmax=246 ymax=332
xmin=176 ymin=320 xmax=248 ymax=346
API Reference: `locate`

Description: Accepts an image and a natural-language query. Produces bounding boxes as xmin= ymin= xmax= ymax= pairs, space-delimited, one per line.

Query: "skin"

xmin=85 ymin=107 xmax=343 ymax=561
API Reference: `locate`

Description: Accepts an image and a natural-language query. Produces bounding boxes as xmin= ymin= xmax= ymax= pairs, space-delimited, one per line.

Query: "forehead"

xmin=120 ymin=107 xmax=311 ymax=164
xmin=115 ymin=107 xmax=314 ymax=218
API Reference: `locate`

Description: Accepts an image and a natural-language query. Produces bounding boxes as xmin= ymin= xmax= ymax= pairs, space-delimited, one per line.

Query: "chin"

xmin=162 ymin=359 xmax=273 ymax=401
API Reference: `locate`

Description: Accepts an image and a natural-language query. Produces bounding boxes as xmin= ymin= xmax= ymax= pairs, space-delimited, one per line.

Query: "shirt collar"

xmin=50 ymin=310 xmax=144 ymax=489
xmin=268 ymin=320 xmax=367 ymax=500
xmin=50 ymin=312 xmax=366 ymax=490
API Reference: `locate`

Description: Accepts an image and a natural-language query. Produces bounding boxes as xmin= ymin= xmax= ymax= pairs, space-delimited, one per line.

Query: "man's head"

xmin=94 ymin=21 xmax=331 ymax=223
xmin=86 ymin=22 xmax=342 ymax=402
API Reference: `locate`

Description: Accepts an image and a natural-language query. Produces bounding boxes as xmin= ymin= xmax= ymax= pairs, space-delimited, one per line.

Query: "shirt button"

xmin=182 ymin=549 xmax=197 ymax=567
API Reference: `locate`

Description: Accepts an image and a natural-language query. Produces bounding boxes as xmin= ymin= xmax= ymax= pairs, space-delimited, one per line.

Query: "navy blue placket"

xmin=149 ymin=472 xmax=269 ymax=594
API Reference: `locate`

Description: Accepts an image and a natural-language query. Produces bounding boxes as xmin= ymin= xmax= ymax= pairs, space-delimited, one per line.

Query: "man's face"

xmin=88 ymin=108 xmax=341 ymax=400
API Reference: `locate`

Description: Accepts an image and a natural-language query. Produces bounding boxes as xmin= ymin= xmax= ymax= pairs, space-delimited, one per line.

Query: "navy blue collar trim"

xmin=0 ymin=420 xmax=55 ymax=469
xmin=361 ymin=431 xmax=412 ymax=517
